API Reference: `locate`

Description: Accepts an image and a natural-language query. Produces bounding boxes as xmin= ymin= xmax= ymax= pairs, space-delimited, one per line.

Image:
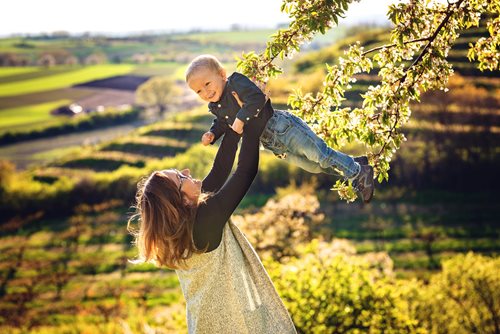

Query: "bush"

xmin=235 ymin=184 xmax=325 ymax=260
xmin=417 ymin=252 xmax=500 ymax=334
xmin=265 ymin=239 xmax=424 ymax=333
xmin=0 ymin=160 xmax=15 ymax=191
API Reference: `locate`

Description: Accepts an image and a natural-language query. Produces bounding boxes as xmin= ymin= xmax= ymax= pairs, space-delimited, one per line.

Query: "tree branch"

xmin=362 ymin=37 xmax=431 ymax=56
xmin=259 ymin=29 xmax=301 ymax=72
xmin=400 ymin=0 xmax=466 ymax=82
xmin=375 ymin=0 xmax=466 ymax=158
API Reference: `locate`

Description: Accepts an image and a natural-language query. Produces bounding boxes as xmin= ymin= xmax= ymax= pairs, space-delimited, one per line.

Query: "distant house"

xmin=131 ymin=53 xmax=154 ymax=64
xmin=37 ymin=54 xmax=56 ymax=68
xmin=84 ymin=53 xmax=108 ymax=65
xmin=51 ymin=103 xmax=84 ymax=116
xmin=65 ymin=55 xmax=80 ymax=65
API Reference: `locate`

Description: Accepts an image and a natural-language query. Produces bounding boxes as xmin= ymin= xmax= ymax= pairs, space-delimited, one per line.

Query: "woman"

xmin=128 ymin=92 xmax=297 ymax=333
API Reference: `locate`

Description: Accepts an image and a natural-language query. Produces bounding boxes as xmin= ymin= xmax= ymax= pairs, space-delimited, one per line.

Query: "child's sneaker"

xmin=352 ymin=164 xmax=374 ymax=203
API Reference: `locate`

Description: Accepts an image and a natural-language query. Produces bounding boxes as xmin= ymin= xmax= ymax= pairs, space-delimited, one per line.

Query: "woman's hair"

xmin=127 ymin=170 xmax=207 ymax=269
xmin=185 ymin=54 xmax=224 ymax=82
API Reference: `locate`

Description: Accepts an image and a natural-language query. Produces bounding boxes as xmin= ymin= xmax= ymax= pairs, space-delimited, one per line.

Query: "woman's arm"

xmin=201 ymin=128 xmax=240 ymax=193
xmin=194 ymin=112 xmax=266 ymax=251
xmin=210 ymin=118 xmax=264 ymax=216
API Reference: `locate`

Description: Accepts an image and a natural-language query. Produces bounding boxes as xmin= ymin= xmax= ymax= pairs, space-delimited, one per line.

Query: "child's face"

xmin=187 ymin=67 xmax=227 ymax=103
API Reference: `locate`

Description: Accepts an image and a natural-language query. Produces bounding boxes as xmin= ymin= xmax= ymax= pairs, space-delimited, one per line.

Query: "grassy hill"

xmin=0 ymin=65 xmax=135 ymax=97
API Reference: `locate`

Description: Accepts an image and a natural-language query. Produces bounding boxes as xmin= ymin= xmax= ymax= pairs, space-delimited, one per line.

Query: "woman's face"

xmin=162 ymin=168 xmax=202 ymax=204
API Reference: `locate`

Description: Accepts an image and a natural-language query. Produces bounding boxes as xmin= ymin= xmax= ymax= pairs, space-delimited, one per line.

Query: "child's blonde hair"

xmin=185 ymin=54 xmax=224 ymax=82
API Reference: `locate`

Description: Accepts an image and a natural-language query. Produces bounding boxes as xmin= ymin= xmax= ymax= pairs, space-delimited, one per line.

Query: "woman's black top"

xmin=193 ymin=116 xmax=266 ymax=252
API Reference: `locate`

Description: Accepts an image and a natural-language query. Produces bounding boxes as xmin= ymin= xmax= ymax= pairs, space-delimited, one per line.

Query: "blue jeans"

xmin=260 ymin=110 xmax=360 ymax=178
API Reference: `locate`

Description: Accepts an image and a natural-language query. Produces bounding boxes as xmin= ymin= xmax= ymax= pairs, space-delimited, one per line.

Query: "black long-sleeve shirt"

xmin=193 ymin=117 xmax=266 ymax=252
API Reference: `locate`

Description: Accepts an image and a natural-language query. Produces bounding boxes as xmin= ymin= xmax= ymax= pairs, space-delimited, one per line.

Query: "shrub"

xmin=0 ymin=160 xmax=15 ymax=189
xmin=235 ymin=184 xmax=325 ymax=260
xmin=417 ymin=252 xmax=500 ymax=334
xmin=265 ymin=239 xmax=424 ymax=333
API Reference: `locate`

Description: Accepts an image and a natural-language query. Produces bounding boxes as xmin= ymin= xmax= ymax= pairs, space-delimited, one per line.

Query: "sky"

xmin=0 ymin=0 xmax=397 ymax=36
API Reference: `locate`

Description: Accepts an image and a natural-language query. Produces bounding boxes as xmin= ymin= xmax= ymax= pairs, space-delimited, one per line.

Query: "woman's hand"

xmin=232 ymin=91 xmax=244 ymax=107
xmin=230 ymin=91 xmax=245 ymax=134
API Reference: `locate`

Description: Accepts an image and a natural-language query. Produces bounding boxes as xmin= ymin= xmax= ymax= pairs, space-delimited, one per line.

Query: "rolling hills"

xmin=0 ymin=23 xmax=498 ymax=332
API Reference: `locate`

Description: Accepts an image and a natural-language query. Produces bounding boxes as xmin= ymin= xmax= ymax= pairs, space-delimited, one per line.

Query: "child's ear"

xmin=219 ymin=68 xmax=227 ymax=80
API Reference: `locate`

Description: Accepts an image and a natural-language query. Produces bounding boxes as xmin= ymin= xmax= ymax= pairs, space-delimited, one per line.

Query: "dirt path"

xmin=0 ymin=120 xmax=150 ymax=169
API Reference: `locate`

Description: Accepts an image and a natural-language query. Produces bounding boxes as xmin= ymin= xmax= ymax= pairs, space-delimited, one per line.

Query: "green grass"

xmin=0 ymin=66 xmax=84 ymax=84
xmin=0 ymin=38 xmax=53 ymax=52
xmin=0 ymin=99 xmax=71 ymax=133
xmin=353 ymin=238 xmax=500 ymax=255
xmin=0 ymin=64 xmax=135 ymax=97
xmin=0 ymin=66 xmax=39 ymax=78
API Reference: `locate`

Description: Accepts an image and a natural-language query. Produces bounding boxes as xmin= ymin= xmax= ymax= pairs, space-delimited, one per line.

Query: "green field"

xmin=0 ymin=63 xmax=138 ymax=136
xmin=0 ymin=59 xmax=206 ymax=135
xmin=0 ymin=38 xmax=53 ymax=52
xmin=0 ymin=64 xmax=134 ymax=97
xmin=0 ymin=99 xmax=71 ymax=133
xmin=0 ymin=66 xmax=39 ymax=78
xmin=0 ymin=66 xmax=86 ymax=84
xmin=0 ymin=27 xmax=352 ymax=134
xmin=0 ymin=62 xmax=185 ymax=133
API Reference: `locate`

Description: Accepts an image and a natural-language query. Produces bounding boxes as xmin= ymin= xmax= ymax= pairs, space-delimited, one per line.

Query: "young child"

xmin=185 ymin=54 xmax=375 ymax=203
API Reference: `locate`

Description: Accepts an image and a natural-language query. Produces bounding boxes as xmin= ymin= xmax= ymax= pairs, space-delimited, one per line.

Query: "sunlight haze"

xmin=1 ymin=0 xmax=396 ymax=36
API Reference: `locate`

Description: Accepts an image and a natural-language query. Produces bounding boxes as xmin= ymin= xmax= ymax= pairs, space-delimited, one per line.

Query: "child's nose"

xmin=201 ymin=88 xmax=209 ymax=99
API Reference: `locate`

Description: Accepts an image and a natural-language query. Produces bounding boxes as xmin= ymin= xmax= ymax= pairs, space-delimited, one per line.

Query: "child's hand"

xmin=230 ymin=118 xmax=244 ymax=134
xmin=201 ymin=132 xmax=215 ymax=146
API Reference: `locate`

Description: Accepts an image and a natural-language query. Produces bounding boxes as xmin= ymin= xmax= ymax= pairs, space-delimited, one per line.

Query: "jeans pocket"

xmin=272 ymin=111 xmax=292 ymax=135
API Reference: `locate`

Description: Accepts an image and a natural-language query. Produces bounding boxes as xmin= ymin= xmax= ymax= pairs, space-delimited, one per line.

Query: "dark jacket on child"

xmin=208 ymin=72 xmax=274 ymax=144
